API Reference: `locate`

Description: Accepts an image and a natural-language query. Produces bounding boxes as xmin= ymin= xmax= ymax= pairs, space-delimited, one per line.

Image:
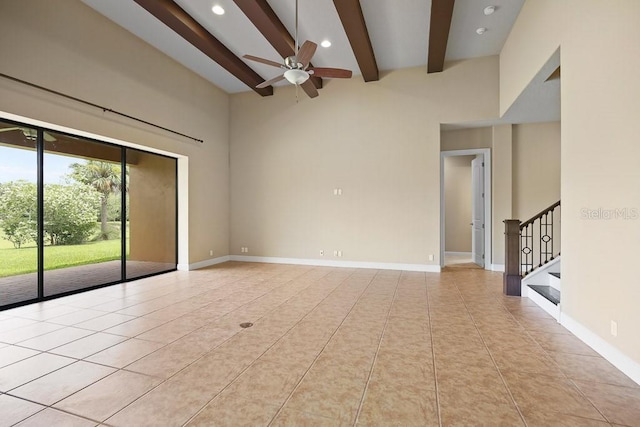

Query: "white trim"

xmin=490 ymin=264 xmax=505 ymax=272
xmin=561 ymin=314 xmax=640 ymax=386
xmin=445 ymin=251 xmax=472 ymax=257
xmin=440 ymin=149 xmax=492 ymax=271
xmin=523 ymin=256 xmax=562 ymax=282
xmin=525 ymin=286 xmax=560 ymax=320
xmin=180 ymin=255 xmax=231 ymax=271
xmin=229 ymin=256 xmax=441 ymax=272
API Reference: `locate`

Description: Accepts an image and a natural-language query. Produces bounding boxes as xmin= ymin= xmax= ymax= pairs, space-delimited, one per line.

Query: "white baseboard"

xmin=490 ymin=264 xmax=505 ymax=272
xmin=229 ymin=255 xmax=441 ymax=273
xmin=561 ymin=314 xmax=640 ymax=386
xmin=445 ymin=251 xmax=472 ymax=257
xmin=179 ymin=255 xmax=231 ymax=271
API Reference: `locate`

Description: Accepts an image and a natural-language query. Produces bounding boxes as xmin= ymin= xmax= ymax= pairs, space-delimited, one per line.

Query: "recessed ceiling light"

xmin=476 ymin=27 xmax=487 ymax=35
xmin=212 ymin=5 xmax=225 ymax=15
xmin=483 ymin=5 xmax=496 ymax=15
xmin=320 ymin=40 xmax=332 ymax=48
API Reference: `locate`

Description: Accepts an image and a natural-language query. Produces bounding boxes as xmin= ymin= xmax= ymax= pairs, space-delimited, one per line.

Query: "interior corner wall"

xmin=491 ymin=124 xmax=512 ymax=266
xmin=444 ymin=156 xmax=473 ymax=253
xmin=502 ymin=0 xmax=640 ymax=369
xmin=0 ymin=0 xmax=230 ymax=266
xmin=512 ymin=122 xmax=561 ymax=220
xmin=230 ymin=56 xmax=500 ymax=268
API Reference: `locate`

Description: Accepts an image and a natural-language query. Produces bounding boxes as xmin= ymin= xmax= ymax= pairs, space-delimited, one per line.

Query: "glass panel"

xmin=0 ymin=122 xmax=39 ymax=307
xmin=43 ymin=132 xmax=122 ymax=297
xmin=126 ymin=149 xmax=176 ymax=279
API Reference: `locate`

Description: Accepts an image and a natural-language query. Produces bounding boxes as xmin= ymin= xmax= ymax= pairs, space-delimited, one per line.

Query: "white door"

xmin=471 ymin=156 xmax=485 ymax=267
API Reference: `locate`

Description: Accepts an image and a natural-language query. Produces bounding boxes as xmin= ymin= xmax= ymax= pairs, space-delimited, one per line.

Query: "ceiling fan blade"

xmin=300 ymin=79 xmax=319 ymax=99
xmin=243 ymin=55 xmax=284 ymax=69
xmin=296 ymin=41 xmax=317 ymax=68
xmin=0 ymin=127 xmax=21 ymax=133
xmin=256 ymin=74 xmax=286 ymax=89
xmin=308 ymin=68 xmax=353 ymax=79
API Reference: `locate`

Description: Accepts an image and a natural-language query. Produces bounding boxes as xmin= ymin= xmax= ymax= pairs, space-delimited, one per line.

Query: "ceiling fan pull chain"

xmin=295 ymin=0 xmax=299 ymax=56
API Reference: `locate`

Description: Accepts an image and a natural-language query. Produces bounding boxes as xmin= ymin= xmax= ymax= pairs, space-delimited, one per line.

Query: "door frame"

xmin=440 ymin=149 xmax=492 ymax=269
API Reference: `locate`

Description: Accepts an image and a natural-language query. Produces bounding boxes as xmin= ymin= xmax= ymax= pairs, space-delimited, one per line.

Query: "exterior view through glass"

xmin=0 ymin=119 xmax=177 ymax=309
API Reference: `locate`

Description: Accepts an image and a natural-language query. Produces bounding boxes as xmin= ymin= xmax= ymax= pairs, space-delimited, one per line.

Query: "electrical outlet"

xmin=428 ymin=254 xmax=434 ymax=261
xmin=209 ymin=250 xmax=213 ymax=256
xmin=611 ymin=320 xmax=618 ymax=337
xmin=320 ymin=250 xmax=324 ymax=256
xmin=337 ymin=250 xmax=342 ymax=257
xmin=333 ymin=250 xmax=338 ymax=256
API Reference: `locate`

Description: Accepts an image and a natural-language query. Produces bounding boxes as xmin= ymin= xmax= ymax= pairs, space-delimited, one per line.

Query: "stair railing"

xmin=503 ymin=201 xmax=561 ymax=296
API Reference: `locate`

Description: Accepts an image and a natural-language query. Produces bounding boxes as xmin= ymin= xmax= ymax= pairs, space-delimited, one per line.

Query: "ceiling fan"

xmin=243 ymin=0 xmax=352 ymax=99
xmin=0 ymin=127 xmax=56 ymax=142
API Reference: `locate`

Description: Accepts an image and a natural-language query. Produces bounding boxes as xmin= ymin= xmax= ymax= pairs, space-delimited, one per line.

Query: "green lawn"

xmin=0 ymin=223 xmax=129 ymax=278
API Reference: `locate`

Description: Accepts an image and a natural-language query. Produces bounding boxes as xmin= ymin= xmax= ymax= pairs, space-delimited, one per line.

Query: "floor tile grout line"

xmin=101 ymin=265 xmax=291 ymax=321
xmin=265 ymin=269 xmax=381 ymax=427
xmin=4 ymin=359 xmax=116 ymax=424
xmin=4 ymin=394 xmax=105 ymax=427
xmin=3 ymin=266 xmax=319 ymax=424
xmin=105 ymin=267 xmax=341 ymax=425
xmin=2 ymin=270 xmax=276 ymax=354
xmin=425 ymin=272 xmax=443 ymax=427
xmin=498 ymin=295 xmax=613 ymax=422
xmin=178 ymin=267 xmax=361 ymax=426
xmin=98 ymin=267 xmax=325 ymax=372
xmin=352 ymin=271 xmax=402 ymax=426
xmin=566 ymin=377 xmax=614 ymax=424
xmin=449 ymin=271 xmax=530 ymax=426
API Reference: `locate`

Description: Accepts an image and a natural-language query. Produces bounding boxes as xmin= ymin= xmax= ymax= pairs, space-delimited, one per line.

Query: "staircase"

xmin=503 ymin=201 xmax=562 ymax=318
xmin=522 ymin=257 xmax=561 ymax=320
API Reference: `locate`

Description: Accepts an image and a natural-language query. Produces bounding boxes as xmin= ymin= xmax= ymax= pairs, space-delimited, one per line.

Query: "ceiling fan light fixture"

xmin=284 ymin=69 xmax=309 ymax=85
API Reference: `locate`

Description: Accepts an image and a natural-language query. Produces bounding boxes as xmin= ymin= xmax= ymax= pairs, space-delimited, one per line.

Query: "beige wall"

xmin=444 ymin=156 xmax=473 ymax=252
xmin=230 ymin=57 xmax=500 ymax=266
xmin=441 ymin=127 xmax=492 ymax=151
xmin=512 ymin=122 xmax=561 ymax=220
xmin=503 ymin=0 xmax=640 ymax=367
xmin=491 ymin=124 xmax=513 ymax=266
xmin=0 ymin=0 xmax=230 ymax=266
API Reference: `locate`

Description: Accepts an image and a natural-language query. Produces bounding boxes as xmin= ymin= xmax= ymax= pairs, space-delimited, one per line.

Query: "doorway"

xmin=440 ymin=149 xmax=491 ymax=269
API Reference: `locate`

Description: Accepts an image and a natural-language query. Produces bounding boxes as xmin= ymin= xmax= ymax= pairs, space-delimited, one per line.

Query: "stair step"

xmin=549 ymin=272 xmax=561 ymax=279
xmin=528 ymin=285 xmax=561 ymax=305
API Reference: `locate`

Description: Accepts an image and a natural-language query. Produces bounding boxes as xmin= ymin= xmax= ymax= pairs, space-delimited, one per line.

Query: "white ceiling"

xmin=81 ymin=1 xmax=559 ymax=127
xmin=81 ymin=0 xmax=526 ymax=93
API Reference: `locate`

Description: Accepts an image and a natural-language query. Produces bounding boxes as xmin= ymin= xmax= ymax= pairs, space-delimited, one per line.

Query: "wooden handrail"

xmin=520 ymin=201 xmax=561 ymax=228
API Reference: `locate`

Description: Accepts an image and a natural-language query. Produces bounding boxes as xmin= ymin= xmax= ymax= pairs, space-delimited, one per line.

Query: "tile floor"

xmin=0 ymin=262 xmax=638 ymax=426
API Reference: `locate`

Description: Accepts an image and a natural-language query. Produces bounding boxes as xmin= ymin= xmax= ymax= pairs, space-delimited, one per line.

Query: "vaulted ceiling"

xmin=81 ymin=0 xmax=526 ymax=96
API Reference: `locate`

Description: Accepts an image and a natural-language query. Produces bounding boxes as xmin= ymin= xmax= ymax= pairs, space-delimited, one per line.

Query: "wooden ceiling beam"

xmin=133 ymin=0 xmax=272 ymax=96
xmin=332 ymin=0 xmax=378 ymax=82
xmin=232 ymin=0 xmax=322 ymax=89
xmin=427 ymin=0 xmax=455 ymax=73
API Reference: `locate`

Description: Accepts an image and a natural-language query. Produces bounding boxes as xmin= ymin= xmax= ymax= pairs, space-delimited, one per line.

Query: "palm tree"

xmin=70 ymin=160 xmax=125 ymax=240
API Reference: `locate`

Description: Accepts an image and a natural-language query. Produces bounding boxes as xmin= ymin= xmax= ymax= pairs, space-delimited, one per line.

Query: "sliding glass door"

xmin=0 ymin=122 xmax=39 ymax=306
xmin=0 ymin=119 xmax=177 ymax=309
xmin=126 ymin=148 xmax=177 ymax=280
xmin=43 ymin=132 xmax=124 ymax=297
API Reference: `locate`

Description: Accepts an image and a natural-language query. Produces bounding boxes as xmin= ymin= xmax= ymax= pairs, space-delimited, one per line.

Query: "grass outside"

xmin=0 ymin=223 xmax=129 ymax=278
